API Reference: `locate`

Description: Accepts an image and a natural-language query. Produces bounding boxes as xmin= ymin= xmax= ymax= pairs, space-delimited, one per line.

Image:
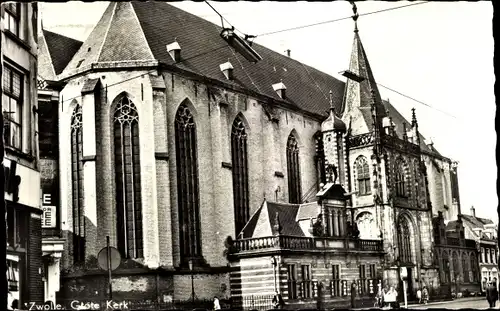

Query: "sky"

xmin=39 ymin=1 xmax=496 ymax=222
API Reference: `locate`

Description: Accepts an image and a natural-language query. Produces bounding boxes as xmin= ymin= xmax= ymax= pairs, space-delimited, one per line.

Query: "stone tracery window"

xmin=175 ymin=103 xmax=202 ymax=262
xmin=231 ymin=116 xmax=249 ymax=236
xmin=114 ymin=97 xmax=143 ymax=259
xmin=462 ymin=253 xmax=470 ymax=283
xmin=70 ymin=104 xmax=85 ymax=263
xmin=397 ymin=216 xmax=412 ymax=263
xmin=287 ymin=132 xmax=301 ymax=203
xmin=355 ymin=156 xmax=371 ymax=196
xmin=394 ymin=158 xmax=407 ymax=197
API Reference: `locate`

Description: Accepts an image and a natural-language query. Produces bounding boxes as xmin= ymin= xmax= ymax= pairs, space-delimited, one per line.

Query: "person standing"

xmin=351 ymin=281 xmax=357 ymax=308
xmin=416 ymin=288 xmax=422 ymax=304
xmin=486 ymin=281 xmax=499 ymax=308
xmin=213 ymin=296 xmax=221 ymax=310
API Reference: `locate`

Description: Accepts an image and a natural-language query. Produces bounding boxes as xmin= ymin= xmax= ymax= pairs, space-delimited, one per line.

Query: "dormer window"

xmin=272 ymin=81 xmax=287 ymax=99
xmin=166 ymin=41 xmax=181 ymax=63
xmin=219 ymin=61 xmax=234 ymax=80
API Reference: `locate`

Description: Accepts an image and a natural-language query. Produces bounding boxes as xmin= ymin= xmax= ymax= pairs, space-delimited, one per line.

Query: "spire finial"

xmin=329 ymin=90 xmax=334 ymax=111
xmin=350 ymin=1 xmax=359 ymax=33
xmin=411 ymin=107 xmax=418 ymax=126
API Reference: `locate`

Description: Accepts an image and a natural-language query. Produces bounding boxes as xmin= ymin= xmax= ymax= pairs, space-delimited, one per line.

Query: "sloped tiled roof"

xmin=461 ymin=214 xmax=494 ymax=228
xmin=61 ymin=1 xmax=345 ymax=117
xmin=241 ymin=200 xmax=312 ymax=238
xmin=38 ymin=29 xmax=83 ymax=80
xmin=43 ymin=29 xmax=83 ymax=75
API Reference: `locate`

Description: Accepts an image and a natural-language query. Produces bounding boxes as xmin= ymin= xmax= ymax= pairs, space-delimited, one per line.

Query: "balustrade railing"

xmin=232 ymin=236 xmax=383 ymax=254
xmin=348 ymin=132 xmax=374 ymax=148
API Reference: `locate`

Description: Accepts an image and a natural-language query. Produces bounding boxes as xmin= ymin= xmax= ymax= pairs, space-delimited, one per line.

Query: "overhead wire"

xmin=376 ymin=82 xmax=457 ymax=119
xmin=204 ymin=0 xmax=248 ymax=38
xmin=255 ymin=1 xmax=429 ymax=37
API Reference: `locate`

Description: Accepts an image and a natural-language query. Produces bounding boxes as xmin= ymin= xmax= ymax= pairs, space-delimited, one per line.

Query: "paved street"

xmin=407 ymin=297 xmax=497 ymax=309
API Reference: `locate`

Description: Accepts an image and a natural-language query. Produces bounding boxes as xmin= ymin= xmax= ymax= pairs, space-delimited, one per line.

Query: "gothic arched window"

xmin=175 ymin=104 xmax=202 ymax=262
xmin=231 ymin=116 xmax=249 ymax=236
xmin=397 ymin=216 xmax=412 ymax=263
xmin=70 ymin=105 xmax=85 ymax=263
xmin=314 ymin=132 xmax=326 ymax=188
xmin=470 ymin=255 xmax=477 ymax=283
xmin=442 ymin=251 xmax=450 ymax=283
xmin=355 ymin=156 xmax=371 ymax=196
xmin=114 ymin=97 xmax=143 ymax=259
xmin=452 ymin=252 xmax=460 ymax=281
xmin=394 ymin=158 xmax=407 ymax=197
xmin=287 ymin=132 xmax=301 ymax=203
xmin=462 ymin=253 xmax=469 ymax=283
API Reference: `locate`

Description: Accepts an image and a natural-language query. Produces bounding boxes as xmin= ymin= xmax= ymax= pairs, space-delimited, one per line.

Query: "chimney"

xmin=285 ymin=49 xmax=291 ymax=57
xmin=219 ymin=61 xmax=234 ymax=80
xmin=470 ymin=206 xmax=476 ymax=218
xmin=166 ymin=41 xmax=181 ymax=63
xmin=272 ymin=80 xmax=287 ymax=99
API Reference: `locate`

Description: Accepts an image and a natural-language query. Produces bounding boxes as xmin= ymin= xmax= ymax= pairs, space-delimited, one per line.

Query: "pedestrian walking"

xmin=486 ymin=281 xmax=498 ymax=308
xmin=272 ymin=291 xmax=284 ymax=309
xmin=416 ymin=288 xmax=422 ymax=304
xmin=422 ymin=286 xmax=429 ymax=305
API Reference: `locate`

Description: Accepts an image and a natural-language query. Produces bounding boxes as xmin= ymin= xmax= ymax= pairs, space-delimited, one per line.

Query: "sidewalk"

xmin=406 ymin=296 xmax=484 ymax=308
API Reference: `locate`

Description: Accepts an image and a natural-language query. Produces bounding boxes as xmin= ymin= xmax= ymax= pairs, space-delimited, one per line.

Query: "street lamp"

xmin=188 ymin=258 xmax=196 ymax=302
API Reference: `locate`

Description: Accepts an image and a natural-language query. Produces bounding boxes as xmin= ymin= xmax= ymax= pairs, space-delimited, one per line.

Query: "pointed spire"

xmin=341 ymin=3 xmax=387 ymax=136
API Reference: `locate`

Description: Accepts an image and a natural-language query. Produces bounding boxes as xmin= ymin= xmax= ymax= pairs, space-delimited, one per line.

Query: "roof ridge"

xmin=129 ymin=2 xmax=155 ymax=60
xmin=96 ymin=2 xmax=117 ymax=63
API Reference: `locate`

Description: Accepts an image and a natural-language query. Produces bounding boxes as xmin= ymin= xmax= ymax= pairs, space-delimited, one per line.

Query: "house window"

xmin=369 ymin=264 xmax=376 ymax=279
xmin=397 ymin=217 xmax=412 ymax=263
xmin=331 ymin=264 xmax=341 ymax=297
xmin=175 ymin=103 xmax=202 ymax=262
xmin=231 ymin=116 xmax=249 ymax=236
xmin=287 ymin=264 xmax=297 ymax=299
xmin=359 ymin=265 xmax=367 ymax=294
xmin=4 ymin=2 xmax=20 ymax=36
xmin=286 ymin=132 xmax=301 ymax=203
xmin=2 ymin=65 xmax=23 ymax=150
xmin=70 ymin=105 xmax=85 ymax=263
xmin=481 ymin=247 xmax=484 ymax=263
xmin=355 ymin=156 xmax=371 ymax=195
xmin=301 ymin=265 xmax=312 ymax=299
xmin=314 ymin=132 xmax=326 ymax=188
xmin=7 ymin=205 xmax=27 ymax=249
xmin=462 ymin=254 xmax=469 ymax=283
xmin=7 ymin=260 xmax=19 ymax=291
xmin=394 ymin=158 xmax=407 ymax=197
xmin=114 ymin=97 xmax=143 ymax=259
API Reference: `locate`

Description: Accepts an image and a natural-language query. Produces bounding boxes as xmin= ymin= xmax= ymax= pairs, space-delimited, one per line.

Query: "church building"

xmin=37 ymin=1 xmax=465 ymax=308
